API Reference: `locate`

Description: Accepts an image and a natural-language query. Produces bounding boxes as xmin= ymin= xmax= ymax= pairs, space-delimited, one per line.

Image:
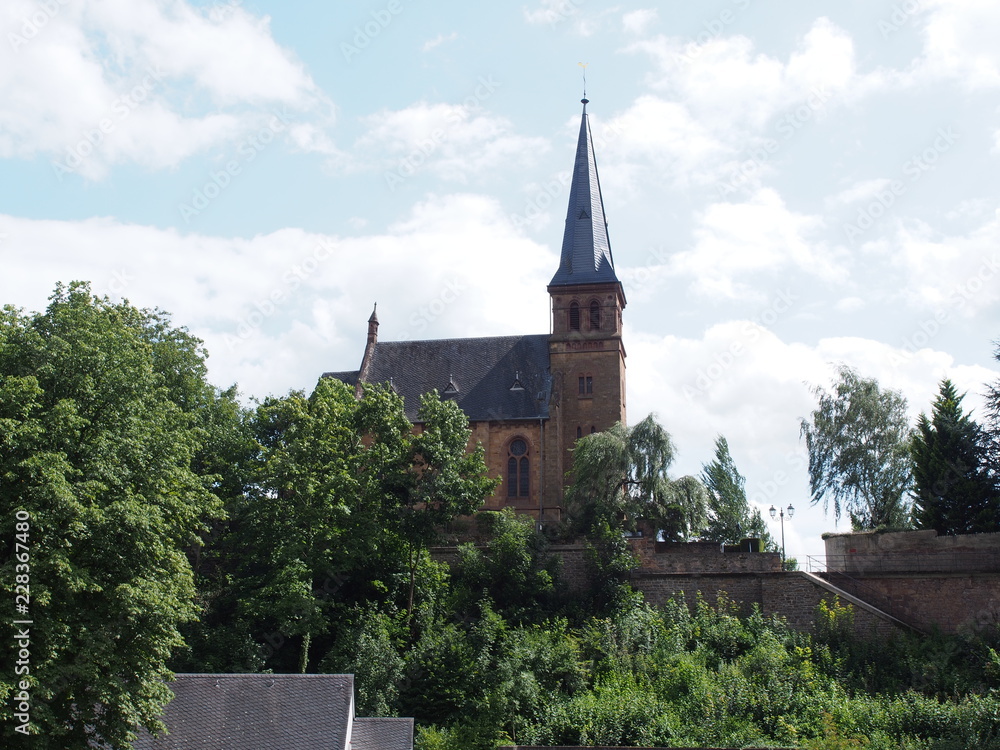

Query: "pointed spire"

xmin=357 ymin=303 xmax=379 ymax=399
xmin=367 ymin=303 xmax=379 ymax=345
xmin=549 ymin=98 xmax=619 ymax=287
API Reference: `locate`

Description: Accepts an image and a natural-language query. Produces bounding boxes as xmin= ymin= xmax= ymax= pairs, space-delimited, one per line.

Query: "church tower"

xmin=547 ymin=98 xmax=627 ymax=500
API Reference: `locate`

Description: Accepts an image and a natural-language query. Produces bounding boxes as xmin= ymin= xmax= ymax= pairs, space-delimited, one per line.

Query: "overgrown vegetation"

xmin=4 ymin=286 xmax=1000 ymax=749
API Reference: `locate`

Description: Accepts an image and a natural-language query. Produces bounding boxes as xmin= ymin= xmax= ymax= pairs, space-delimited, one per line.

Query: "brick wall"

xmin=824 ymin=529 xmax=1000 ymax=574
xmin=435 ymin=536 xmax=999 ymax=636
xmin=825 ymin=572 xmax=1000 ymax=633
xmin=629 ymin=538 xmax=781 ymax=574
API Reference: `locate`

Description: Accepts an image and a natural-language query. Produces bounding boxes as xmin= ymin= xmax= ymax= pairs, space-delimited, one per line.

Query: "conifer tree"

xmin=701 ymin=435 xmax=773 ymax=548
xmin=911 ymin=379 xmax=998 ymax=534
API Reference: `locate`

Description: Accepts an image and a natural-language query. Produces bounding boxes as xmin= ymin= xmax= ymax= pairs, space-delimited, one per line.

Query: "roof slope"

xmin=325 ymin=334 xmax=552 ymax=422
xmin=351 ymin=717 xmax=414 ymax=750
xmin=132 ymin=674 xmax=354 ymax=750
xmin=549 ymin=99 xmax=620 ymax=288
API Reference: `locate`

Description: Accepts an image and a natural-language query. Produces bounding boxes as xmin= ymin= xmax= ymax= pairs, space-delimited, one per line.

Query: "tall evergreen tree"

xmin=701 ymin=435 xmax=773 ymax=548
xmin=911 ymin=379 xmax=998 ymax=534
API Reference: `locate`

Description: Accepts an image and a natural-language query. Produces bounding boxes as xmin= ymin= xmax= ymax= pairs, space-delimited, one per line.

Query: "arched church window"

xmin=506 ymin=438 xmax=530 ymax=498
xmin=569 ymin=302 xmax=580 ymax=331
xmin=589 ymin=300 xmax=601 ymax=330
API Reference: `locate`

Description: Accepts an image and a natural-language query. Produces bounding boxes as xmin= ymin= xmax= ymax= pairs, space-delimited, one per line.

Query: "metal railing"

xmin=808 ymin=551 xmax=1000 ymax=575
xmin=805 ymin=556 xmax=917 ymax=629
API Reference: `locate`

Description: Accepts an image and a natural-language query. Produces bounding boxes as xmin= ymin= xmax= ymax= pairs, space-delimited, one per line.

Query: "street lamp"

xmin=769 ymin=504 xmax=794 ymax=569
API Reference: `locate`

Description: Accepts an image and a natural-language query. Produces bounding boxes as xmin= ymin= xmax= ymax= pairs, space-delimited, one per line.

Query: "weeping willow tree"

xmin=565 ymin=414 xmax=708 ymax=540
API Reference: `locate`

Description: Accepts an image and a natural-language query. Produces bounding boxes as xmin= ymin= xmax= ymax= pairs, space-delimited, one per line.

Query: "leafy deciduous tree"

xmin=0 ymin=283 xmax=223 ymax=748
xmin=800 ymin=365 xmax=913 ymax=530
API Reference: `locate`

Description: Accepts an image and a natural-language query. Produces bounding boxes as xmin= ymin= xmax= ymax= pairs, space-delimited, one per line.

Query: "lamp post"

xmin=769 ymin=504 xmax=794 ymax=569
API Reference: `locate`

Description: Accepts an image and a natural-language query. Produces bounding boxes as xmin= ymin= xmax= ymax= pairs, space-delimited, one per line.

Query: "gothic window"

xmin=506 ymin=438 xmax=530 ymax=498
xmin=589 ymin=300 xmax=601 ymax=330
xmin=578 ymin=375 xmax=593 ymax=396
xmin=576 ymin=426 xmax=582 ymax=439
xmin=569 ymin=302 xmax=580 ymax=331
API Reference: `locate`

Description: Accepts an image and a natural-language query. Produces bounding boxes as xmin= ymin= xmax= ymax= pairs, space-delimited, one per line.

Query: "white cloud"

xmin=827 ymin=179 xmax=895 ymax=209
xmin=523 ymin=0 xmax=580 ymax=27
xmin=890 ymin=211 xmax=1000 ymax=314
xmin=0 ymin=194 xmax=557 ymax=397
xmin=629 ymin=18 xmax=864 ymax=135
xmin=0 ymin=0 xmax=330 ymax=178
xmin=355 ymin=101 xmax=549 ymax=183
xmin=422 ymin=32 xmax=457 ymax=52
xmin=610 ymin=18 xmax=894 ymax=195
xmin=626 ymin=323 xmax=999 ymax=561
xmin=915 ymin=0 xmax=1000 ymax=88
xmin=622 ymin=9 xmax=658 ymax=35
xmin=668 ymin=189 xmax=842 ymax=300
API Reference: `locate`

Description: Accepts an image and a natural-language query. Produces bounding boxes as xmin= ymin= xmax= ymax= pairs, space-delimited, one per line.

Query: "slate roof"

xmin=549 ymin=99 xmax=620 ymax=288
xmin=325 ymin=334 xmax=552 ymax=422
xmin=351 ymin=717 xmax=414 ymax=750
xmin=132 ymin=673 xmax=355 ymax=750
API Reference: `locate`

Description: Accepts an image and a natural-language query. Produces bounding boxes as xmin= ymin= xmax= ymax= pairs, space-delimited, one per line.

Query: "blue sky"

xmin=2 ymin=0 xmax=999 ymax=561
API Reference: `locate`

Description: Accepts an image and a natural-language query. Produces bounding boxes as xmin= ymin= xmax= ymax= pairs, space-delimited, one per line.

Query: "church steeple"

xmin=549 ymin=98 xmax=620 ymax=287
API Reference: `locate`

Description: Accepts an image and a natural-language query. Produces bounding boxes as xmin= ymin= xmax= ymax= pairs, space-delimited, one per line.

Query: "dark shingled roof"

xmin=325 ymin=334 xmax=552 ymax=422
xmin=132 ymin=673 xmax=354 ymax=750
xmin=351 ymin=717 xmax=414 ymax=750
xmin=549 ymin=99 xmax=620 ymax=288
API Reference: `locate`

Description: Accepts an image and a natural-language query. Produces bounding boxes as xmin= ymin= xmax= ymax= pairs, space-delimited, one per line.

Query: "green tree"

xmin=911 ymin=379 xmax=998 ymax=534
xmin=701 ymin=435 xmax=773 ymax=547
xmin=566 ymin=414 xmax=707 ymax=540
xmin=800 ymin=365 xmax=912 ymax=530
xmin=400 ymin=391 xmax=499 ymax=620
xmin=985 ymin=343 xmax=1000 ymax=488
xmin=0 ymin=283 xmax=223 ymax=748
xmin=452 ymin=509 xmax=561 ymax=624
xmin=233 ymin=382 xmax=496 ymax=671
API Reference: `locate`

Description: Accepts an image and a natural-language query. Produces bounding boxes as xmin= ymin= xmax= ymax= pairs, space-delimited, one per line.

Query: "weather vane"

xmin=578 ymin=61 xmax=588 ymax=99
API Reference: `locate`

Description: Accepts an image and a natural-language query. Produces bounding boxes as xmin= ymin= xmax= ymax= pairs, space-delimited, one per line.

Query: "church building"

xmin=325 ymin=99 xmax=627 ymax=522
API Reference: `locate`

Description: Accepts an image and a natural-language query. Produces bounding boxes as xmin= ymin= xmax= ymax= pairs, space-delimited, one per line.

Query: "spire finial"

xmin=578 ymin=62 xmax=588 ymax=104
